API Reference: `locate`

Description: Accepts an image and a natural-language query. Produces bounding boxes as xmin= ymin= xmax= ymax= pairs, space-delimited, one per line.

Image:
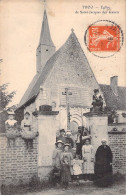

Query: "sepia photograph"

xmin=0 ymin=0 xmax=126 ymax=194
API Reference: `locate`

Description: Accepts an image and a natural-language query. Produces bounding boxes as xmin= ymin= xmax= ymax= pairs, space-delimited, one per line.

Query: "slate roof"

xmin=38 ymin=10 xmax=55 ymax=48
xmin=100 ymin=84 xmax=126 ymax=110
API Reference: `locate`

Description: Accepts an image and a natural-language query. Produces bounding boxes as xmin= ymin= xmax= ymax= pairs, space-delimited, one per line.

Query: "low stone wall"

xmin=108 ymin=131 xmax=126 ymax=174
xmin=0 ymin=134 xmax=38 ymax=185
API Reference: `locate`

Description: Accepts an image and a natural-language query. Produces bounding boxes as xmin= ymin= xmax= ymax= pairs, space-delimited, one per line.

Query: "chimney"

xmin=110 ymin=76 xmax=118 ymax=95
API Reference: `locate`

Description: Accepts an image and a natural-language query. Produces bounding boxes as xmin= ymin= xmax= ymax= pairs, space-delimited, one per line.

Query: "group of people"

xmin=52 ymin=128 xmax=113 ymax=190
xmin=5 ymin=111 xmax=34 ymax=148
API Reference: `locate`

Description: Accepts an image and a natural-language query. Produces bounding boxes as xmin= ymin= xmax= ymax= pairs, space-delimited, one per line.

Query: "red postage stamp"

xmin=88 ymin=26 xmax=120 ymax=52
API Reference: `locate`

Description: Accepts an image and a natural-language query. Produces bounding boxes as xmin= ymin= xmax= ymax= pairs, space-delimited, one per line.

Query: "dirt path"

xmin=19 ymin=181 xmax=126 ymax=195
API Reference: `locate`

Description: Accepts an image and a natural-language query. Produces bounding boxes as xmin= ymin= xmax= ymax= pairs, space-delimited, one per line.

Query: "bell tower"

xmin=36 ymin=9 xmax=56 ymax=73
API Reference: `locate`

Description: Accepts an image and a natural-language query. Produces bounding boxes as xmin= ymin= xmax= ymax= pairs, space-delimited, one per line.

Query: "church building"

xmin=16 ymin=9 xmax=126 ymax=177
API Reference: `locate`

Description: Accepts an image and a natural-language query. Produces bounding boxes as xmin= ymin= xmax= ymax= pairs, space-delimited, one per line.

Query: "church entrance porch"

xmin=34 ymin=103 xmax=109 ymax=181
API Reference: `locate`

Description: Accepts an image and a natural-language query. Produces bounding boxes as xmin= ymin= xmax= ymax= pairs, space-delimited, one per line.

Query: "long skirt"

xmin=76 ymin=143 xmax=82 ymax=158
xmin=94 ymin=163 xmax=113 ymax=187
xmin=83 ymin=153 xmax=94 ymax=174
xmin=61 ymin=165 xmax=71 ymax=183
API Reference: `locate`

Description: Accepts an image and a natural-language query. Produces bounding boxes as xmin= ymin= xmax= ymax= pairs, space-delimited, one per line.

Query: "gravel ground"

xmin=16 ymin=181 xmax=126 ymax=195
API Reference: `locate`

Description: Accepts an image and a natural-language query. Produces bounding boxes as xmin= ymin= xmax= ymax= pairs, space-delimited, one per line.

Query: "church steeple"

xmin=36 ymin=9 xmax=56 ymax=73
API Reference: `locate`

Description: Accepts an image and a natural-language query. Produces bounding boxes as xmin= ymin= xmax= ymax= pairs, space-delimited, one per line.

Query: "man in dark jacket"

xmin=94 ymin=139 xmax=113 ymax=187
xmin=56 ymin=129 xmax=66 ymax=144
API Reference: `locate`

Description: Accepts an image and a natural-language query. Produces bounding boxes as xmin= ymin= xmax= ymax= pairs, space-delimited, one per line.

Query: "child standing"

xmin=73 ymin=155 xmax=83 ymax=185
xmin=60 ymin=143 xmax=73 ymax=175
xmin=60 ymin=156 xmax=71 ymax=190
xmin=51 ymin=140 xmax=64 ymax=186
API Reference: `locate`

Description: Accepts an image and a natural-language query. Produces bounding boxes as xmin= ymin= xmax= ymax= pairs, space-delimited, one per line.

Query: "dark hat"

xmin=63 ymin=143 xmax=70 ymax=148
xmin=55 ymin=140 xmax=64 ymax=146
xmin=94 ymin=89 xmax=99 ymax=93
xmin=60 ymin=129 xmax=65 ymax=133
xmin=24 ymin=112 xmax=30 ymax=115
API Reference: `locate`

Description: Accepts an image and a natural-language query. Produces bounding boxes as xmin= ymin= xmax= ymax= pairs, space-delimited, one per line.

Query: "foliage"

xmin=0 ymin=83 xmax=16 ymax=110
xmin=1 ymin=175 xmax=52 ymax=195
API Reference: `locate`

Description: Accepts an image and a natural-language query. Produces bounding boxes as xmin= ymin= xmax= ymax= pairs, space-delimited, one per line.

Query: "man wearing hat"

xmin=94 ymin=139 xmax=113 ymax=187
xmin=56 ymin=129 xmax=66 ymax=144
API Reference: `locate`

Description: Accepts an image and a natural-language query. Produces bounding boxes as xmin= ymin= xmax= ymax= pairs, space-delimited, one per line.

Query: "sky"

xmin=0 ymin=0 xmax=125 ymax=106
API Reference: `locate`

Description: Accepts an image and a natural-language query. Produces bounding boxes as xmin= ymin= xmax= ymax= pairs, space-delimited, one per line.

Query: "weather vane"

xmin=71 ymin=28 xmax=74 ymax=33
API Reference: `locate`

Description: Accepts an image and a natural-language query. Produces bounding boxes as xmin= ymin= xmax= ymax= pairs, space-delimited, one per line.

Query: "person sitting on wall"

xmin=56 ymin=129 xmax=66 ymax=144
xmin=21 ymin=112 xmax=33 ymax=148
xmin=92 ymin=89 xmax=103 ymax=112
xmin=21 ymin=112 xmax=32 ymax=131
xmin=5 ymin=110 xmax=18 ymax=146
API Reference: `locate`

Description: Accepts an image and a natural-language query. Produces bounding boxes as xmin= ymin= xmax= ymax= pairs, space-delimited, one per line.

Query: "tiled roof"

xmin=17 ymin=48 xmax=60 ymax=109
xmin=17 ymin=74 xmax=40 ymax=108
xmin=100 ymin=84 xmax=126 ymax=110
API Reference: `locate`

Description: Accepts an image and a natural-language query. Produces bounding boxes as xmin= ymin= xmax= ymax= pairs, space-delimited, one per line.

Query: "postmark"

xmin=84 ymin=20 xmax=124 ymax=58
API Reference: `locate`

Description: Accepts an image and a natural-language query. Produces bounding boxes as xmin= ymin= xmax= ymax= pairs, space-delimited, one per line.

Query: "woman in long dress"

xmin=82 ymin=139 xmax=94 ymax=180
xmin=94 ymin=139 xmax=113 ymax=187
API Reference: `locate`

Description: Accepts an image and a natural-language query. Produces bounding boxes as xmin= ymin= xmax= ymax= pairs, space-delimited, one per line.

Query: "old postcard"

xmin=0 ymin=0 xmax=126 ymax=194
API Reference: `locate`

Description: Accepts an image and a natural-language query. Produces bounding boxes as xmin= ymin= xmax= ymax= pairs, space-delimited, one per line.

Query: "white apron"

xmin=82 ymin=145 xmax=94 ymax=174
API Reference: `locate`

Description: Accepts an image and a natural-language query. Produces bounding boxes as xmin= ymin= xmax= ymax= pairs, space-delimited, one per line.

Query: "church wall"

xmin=42 ymin=41 xmax=105 ymax=109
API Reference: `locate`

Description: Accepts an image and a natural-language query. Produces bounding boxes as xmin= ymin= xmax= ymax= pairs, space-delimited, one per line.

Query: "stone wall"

xmin=108 ymin=132 xmax=126 ymax=174
xmin=0 ymin=134 xmax=38 ymax=185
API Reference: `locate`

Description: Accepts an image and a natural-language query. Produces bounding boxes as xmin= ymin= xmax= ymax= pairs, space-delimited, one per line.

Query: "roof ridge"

xmin=100 ymin=83 xmax=126 ymax=88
